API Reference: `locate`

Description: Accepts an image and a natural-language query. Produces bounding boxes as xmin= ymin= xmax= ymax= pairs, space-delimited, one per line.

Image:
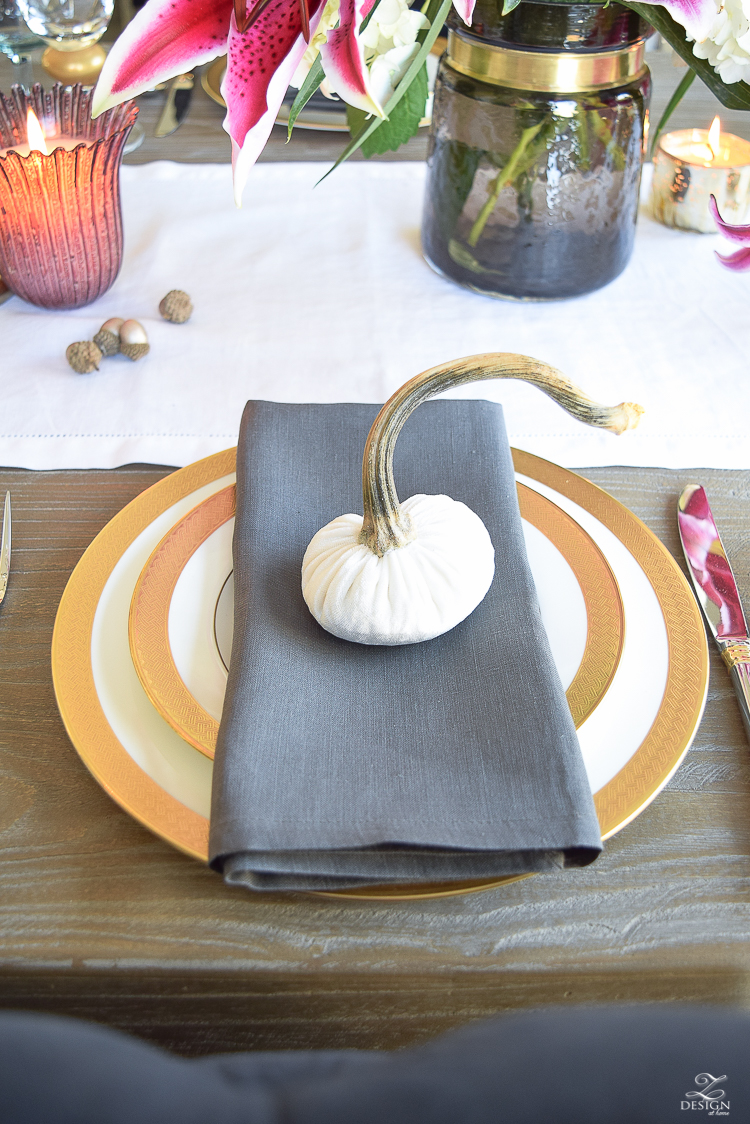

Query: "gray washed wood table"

xmin=0 ymin=48 xmax=749 ymax=1056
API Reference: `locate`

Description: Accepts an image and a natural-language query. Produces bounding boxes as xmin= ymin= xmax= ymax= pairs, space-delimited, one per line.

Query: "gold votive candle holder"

xmin=0 ymin=83 xmax=137 ymax=309
xmin=652 ymin=123 xmax=750 ymax=234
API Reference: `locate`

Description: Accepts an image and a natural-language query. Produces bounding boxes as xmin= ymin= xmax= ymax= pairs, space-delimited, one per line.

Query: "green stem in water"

xmin=467 ymin=122 xmax=545 ymax=248
xmin=649 ymin=68 xmax=696 ymax=157
xmin=589 ymin=110 xmax=626 ymax=171
xmin=575 ymin=103 xmax=590 ymax=171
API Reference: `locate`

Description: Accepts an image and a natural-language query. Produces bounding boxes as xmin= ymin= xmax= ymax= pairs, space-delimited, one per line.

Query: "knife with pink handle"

xmin=678 ymin=483 xmax=750 ymax=743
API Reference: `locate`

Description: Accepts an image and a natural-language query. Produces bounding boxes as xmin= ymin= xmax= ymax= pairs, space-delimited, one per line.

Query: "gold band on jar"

xmin=446 ymin=29 xmax=647 ymax=93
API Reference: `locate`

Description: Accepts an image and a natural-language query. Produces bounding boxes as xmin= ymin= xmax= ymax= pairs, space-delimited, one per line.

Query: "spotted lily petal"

xmin=92 ymin=0 xmax=232 ymax=117
xmin=710 ymin=194 xmax=750 ymax=243
xmin=225 ymin=0 xmax=326 ymax=204
xmin=319 ymin=0 xmax=385 ymax=117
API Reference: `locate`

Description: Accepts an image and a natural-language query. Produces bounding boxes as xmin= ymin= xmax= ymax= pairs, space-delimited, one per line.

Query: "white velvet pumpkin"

xmin=302 ymin=493 xmax=496 ymax=646
xmin=300 ymin=352 xmax=643 ymax=647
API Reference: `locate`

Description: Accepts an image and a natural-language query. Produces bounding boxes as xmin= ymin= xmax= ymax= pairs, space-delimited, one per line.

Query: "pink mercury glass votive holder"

xmin=0 ymin=84 xmax=137 ymax=310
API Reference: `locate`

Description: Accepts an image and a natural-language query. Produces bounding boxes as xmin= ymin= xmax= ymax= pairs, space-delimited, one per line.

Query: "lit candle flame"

xmin=26 ymin=108 xmax=49 ymax=156
xmin=708 ymin=115 xmax=721 ymax=160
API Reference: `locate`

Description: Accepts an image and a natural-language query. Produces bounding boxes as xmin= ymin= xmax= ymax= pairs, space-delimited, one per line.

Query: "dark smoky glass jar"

xmin=421 ymin=1 xmax=652 ymax=301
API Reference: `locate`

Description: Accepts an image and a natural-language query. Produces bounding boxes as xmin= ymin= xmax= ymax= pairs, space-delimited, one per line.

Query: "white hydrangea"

xmin=689 ymin=0 xmax=750 ymax=84
xmin=291 ymin=0 xmax=340 ymax=91
xmin=360 ymin=0 xmax=430 ymax=105
xmin=291 ymin=0 xmax=428 ymax=107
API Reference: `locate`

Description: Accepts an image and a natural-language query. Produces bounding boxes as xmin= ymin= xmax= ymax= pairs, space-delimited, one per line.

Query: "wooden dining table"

xmin=0 ymin=46 xmax=749 ymax=1056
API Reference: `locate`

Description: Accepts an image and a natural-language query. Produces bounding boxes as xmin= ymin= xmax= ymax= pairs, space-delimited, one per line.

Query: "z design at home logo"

xmin=681 ymin=1073 xmax=730 ymax=1115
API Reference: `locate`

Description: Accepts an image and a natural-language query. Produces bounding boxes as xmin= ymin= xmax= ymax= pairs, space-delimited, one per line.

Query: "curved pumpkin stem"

xmin=360 ymin=352 xmax=644 ymax=556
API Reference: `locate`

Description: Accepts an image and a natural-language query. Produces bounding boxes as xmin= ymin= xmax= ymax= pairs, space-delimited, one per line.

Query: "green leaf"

xmin=317 ymin=0 xmax=453 ymax=183
xmin=345 ymin=103 xmax=369 ymax=140
xmin=623 ymin=2 xmax=750 ymax=111
xmin=357 ymin=64 xmax=429 ymax=156
xmin=287 ymin=55 xmax=325 ymax=140
xmin=649 ymin=67 xmax=695 ymax=156
xmin=501 ymin=0 xmax=522 ymax=13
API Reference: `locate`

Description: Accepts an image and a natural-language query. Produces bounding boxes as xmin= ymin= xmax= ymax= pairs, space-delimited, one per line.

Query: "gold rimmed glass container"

xmin=422 ymin=1 xmax=652 ymax=300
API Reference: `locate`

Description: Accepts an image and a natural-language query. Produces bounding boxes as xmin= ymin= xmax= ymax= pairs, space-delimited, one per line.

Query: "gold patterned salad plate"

xmin=128 ymin=480 xmax=623 ymax=759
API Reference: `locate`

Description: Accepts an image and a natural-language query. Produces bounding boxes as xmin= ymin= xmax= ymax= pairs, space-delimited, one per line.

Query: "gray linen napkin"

xmin=209 ymin=400 xmax=602 ymax=891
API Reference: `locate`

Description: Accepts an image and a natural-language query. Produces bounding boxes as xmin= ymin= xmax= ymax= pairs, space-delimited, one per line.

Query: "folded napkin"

xmin=209 ymin=400 xmax=602 ymax=892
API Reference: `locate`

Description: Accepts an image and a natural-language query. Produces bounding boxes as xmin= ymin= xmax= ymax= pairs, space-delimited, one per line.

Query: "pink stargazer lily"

xmin=709 ymin=195 xmax=750 ymax=271
xmin=92 ymin=0 xmax=717 ymax=205
xmin=319 ymin=0 xmax=389 ymax=116
xmin=317 ymin=0 xmax=389 ymax=117
xmin=94 ymin=0 xmax=476 ymax=203
xmin=653 ymin=0 xmax=719 ymax=46
xmin=93 ymin=0 xmax=329 ymax=204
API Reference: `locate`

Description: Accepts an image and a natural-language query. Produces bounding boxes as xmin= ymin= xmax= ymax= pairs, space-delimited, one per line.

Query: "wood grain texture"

xmin=1 ymin=28 xmax=749 ymax=1054
xmin=0 ymin=465 xmax=748 ymax=1053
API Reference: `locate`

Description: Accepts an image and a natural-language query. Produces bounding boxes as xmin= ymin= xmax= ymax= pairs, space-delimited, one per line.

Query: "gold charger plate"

xmin=129 ymin=481 xmax=624 ymax=759
xmin=51 ymin=447 xmax=709 ymax=901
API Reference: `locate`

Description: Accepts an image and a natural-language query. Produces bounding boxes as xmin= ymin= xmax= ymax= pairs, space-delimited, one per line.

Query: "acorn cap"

xmin=93 ymin=327 xmax=120 ymax=357
xmin=120 ymin=341 xmax=150 ymax=362
xmin=66 ymin=341 xmax=102 ymax=374
xmin=159 ymin=289 xmax=192 ymax=324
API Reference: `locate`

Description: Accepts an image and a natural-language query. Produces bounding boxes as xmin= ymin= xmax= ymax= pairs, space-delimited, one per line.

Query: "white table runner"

xmin=2 ymin=160 xmax=749 ymax=470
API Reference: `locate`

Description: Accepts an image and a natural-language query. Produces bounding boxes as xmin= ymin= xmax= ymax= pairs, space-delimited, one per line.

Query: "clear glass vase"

xmin=17 ymin=0 xmax=114 ymax=51
xmin=0 ymin=83 xmax=137 ymax=309
xmin=422 ymin=1 xmax=652 ymax=300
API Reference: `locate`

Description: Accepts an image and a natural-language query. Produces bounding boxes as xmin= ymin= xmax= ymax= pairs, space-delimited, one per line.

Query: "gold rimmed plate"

xmin=128 ymin=482 xmax=624 ymax=759
xmin=51 ymin=448 xmax=709 ymax=901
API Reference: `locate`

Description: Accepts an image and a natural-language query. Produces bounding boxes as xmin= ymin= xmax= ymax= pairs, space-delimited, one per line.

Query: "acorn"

xmin=119 ymin=319 xmax=150 ymax=361
xmin=159 ymin=289 xmax=192 ymax=324
xmin=66 ymin=341 xmax=102 ymax=374
xmin=93 ymin=317 xmax=124 ymax=357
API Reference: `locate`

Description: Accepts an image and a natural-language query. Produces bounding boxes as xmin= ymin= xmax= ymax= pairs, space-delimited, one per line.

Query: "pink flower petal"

xmin=93 ymin=0 xmax=232 ymax=116
xmin=451 ymin=0 xmax=475 ymax=24
xmin=656 ymin=0 xmax=717 ymax=44
xmin=709 ymin=195 xmax=750 ymax=245
xmin=319 ymin=0 xmax=384 ymax=117
xmin=715 ymin=246 xmax=750 ymax=271
xmin=224 ymin=0 xmax=325 ymax=204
